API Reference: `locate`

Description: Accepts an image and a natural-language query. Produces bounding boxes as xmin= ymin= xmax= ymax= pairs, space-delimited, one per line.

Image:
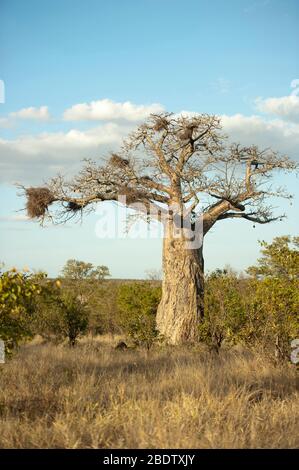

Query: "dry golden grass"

xmin=0 ymin=336 xmax=298 ymax=449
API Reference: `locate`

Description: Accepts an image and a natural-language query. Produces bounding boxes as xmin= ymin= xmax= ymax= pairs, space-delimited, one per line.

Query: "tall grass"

xmin=0 ymin=337 xmax=298 ymax=448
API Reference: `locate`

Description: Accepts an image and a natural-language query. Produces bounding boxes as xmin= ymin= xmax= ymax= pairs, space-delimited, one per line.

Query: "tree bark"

xmin=156 ymin=222 xmax=204 ymax=344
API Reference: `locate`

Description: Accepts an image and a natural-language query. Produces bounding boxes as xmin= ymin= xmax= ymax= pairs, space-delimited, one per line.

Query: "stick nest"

xmin=119 ymin=186 xmax=146 ymax=204
xmin=109 ymin=153 xmax=129 ymax=169
xmin=26 ymin=187 xmax=55 ymax=218
xmin=153 ymin=117 xmax=169 ymax=132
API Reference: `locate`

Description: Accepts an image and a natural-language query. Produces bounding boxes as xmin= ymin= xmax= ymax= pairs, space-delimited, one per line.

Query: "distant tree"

xmin=145 ymin=268 xmax=162 ymax=281
xmin=61 ymin=259 xmax=110 ymax=281
xmin=94 ymin=265 xmax=111 ymax=280
xmin=61 ymin=259 xmax=93 ymax=280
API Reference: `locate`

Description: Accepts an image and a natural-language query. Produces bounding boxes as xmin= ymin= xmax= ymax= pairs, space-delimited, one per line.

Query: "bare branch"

xmin=217 ymin=211 xmax=284 ymax=224
xmin=22 ymin=112 xmax=297 ymax=231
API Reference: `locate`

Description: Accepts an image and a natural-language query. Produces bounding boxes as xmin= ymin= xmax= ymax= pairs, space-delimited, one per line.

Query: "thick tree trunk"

xmin=156 ymin=224 xmax=204 ymax=344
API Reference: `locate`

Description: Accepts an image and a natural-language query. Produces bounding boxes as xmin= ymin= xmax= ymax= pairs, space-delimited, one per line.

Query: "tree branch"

xmin=217 ymin=212 xmax=284 ymax=224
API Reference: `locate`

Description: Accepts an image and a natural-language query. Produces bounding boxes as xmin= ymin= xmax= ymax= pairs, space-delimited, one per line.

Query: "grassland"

xmin=0 ymin=336 xmax=298 ymax=449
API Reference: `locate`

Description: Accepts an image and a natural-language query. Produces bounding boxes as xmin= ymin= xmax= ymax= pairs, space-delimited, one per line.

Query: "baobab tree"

xmin=24 ymin=113 xmax=297 ymax=344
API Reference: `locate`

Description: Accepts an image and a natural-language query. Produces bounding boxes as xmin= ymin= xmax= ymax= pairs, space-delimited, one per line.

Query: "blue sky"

xmin=0 ymin=0 xmax=298 ymax=277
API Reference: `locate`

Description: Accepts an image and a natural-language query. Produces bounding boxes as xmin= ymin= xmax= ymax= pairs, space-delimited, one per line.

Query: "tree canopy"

xmin=247 ymin=236 xmax=299 ymax=280
xmin=24 ymin=113 xmax=297 ymax=237
xmin=61 ymin=259 xmax=110 ymax=281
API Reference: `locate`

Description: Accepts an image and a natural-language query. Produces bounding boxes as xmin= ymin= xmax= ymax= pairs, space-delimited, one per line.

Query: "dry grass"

xmin=0 ymin=337 xmax=298 ymax=449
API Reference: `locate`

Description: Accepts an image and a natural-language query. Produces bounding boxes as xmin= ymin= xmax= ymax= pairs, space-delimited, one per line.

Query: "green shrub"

xmin=245 ymin=236 xmax=299 ymax=361
xmin=34 ymin=283 xmax=89 ymax=346
xmin=117 ymin=282 xmax=161 ymax=350
xmin=242 ymin=278 xmax=299 ymax=361
xmin=247 ymin=236 xmax=299 ymax=280
xmin=0 ymin=268 xmax=43 ymax=354
xmin=199 ymin=270 xmax=247 ymax=352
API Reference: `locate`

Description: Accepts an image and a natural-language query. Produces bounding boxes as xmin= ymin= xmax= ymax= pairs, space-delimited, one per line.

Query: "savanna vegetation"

xmin=0 ymin=235 xmax=298 ymax=448
xmin=0 ymin=341 xmax=298 ymax=449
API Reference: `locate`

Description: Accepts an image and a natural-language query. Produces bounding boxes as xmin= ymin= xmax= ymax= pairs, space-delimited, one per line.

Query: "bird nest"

xmin=119 ymin=186 xmax=146 ymax=204
xmin=109 ymin=153 xmax=129 ymax=169
xmin=153 ymin=117 xmax=169 ymax=132
xmin=26 ymin=187 xmax=55 ymax=218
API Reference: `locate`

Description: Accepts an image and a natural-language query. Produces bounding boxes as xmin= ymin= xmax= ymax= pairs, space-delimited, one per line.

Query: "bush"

xmin=247 ymin=236 xmax=299 ymax=280
xmin=0 ymin=268 xmax=43 ymax=354
xmin=34 ymin=283 xmax=89 ymax=346
xmin=54 ymin=279 xmax=122 ymax=336
xmin=59 ymin=291 xmax=89 ymax=346
xmin=199 ymin=270 xmax=247 ymax=352
xmin=242 ymin=278 xmax=299 ymax=361
xmin=199 ymin=237 xmax=299 ymax=361
xmin=245 ymin=236 xmax=299 ymax=361
xmin=117 ymin=282 xmax=161 ymax=350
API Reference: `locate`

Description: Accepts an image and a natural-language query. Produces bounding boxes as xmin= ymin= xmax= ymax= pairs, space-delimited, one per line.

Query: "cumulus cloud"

xmin=10 ymin=106 xmax=50 ymax=121
xmin=220 ymin=113 xmax=299 ymax=155
xmin=177 ymin=110 xmax=299 ymax=158
xmin=1 ymin=108 xmax=299 ymax=187
xmin=63 ymin=98 xmax=164 ymax=122
xmin=0 ymin=122 xmax=133 ymax=184
xmin=255 ymin=95 xmax=299 ymax=122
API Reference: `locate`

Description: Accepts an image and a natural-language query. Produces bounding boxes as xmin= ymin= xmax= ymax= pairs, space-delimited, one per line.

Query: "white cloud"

xmin=1 ymin=106 xmax=299 ymax=187
xmin=221 ymin=113 xmax=299 ymax=156
xmin=177 ymin=110 xmax=299 ymax=158
xmin=63 ymin=98 xmax=164 ymax=122
xmin=0 ymin=122 xmax=133 ymax=184
xmin=10 ymin=106 xmax=50 ymax=121
xmin=255 ymin=95 xmax=299 ymax=122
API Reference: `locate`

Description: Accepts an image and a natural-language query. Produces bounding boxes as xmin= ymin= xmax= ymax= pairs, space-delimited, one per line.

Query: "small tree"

xmin=60 ymin=260 xmax=111 ymax=337
xmin=145 ymin=269 xmax=162 ymax=281
xmin=247 ymin=236 xmax=299 ymax=280
xmin=61 ymin=259 xmax=110 ymax=281
xmin=117 ymin=283 xmax=161 ymax=350
xmin=94 ymin=265 xmax=111 ymax=281
xmin=59 ymin=291 xmax=89 ymax=346
xmin=35 ymin=284 xmax=89 ymax=346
